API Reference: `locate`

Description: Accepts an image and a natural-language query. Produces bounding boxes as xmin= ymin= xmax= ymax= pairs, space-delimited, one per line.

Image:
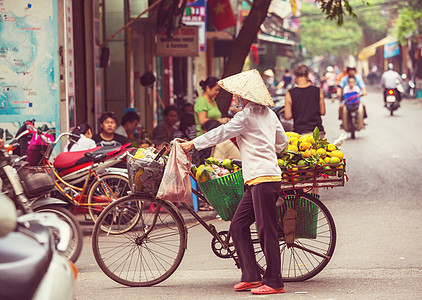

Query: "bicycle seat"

xmin=84 ymin=152 xmax=107 ymax=163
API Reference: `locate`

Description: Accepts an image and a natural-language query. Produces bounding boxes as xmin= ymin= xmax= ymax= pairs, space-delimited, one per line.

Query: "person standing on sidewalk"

xmin=180 ymin=69 xmax=289 ymax=295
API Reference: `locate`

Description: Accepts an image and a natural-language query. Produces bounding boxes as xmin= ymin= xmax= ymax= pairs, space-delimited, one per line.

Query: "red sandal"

xmin=233 ymin=281 xmax=262 ymax=291
xmin=251 ymin=284 xmax=285 ymax=295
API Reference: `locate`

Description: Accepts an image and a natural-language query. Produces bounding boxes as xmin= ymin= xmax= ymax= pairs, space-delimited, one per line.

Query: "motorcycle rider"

xmin=381 ymin=63 xmax=403 ymax=106
xmin=321 ymin=66 xmax=337 ymax=101
xmin=337 ymin=67 xmax=367 ymax=100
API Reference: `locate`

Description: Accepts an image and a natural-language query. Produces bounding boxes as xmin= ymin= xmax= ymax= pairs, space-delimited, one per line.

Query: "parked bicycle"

xmin=21 ymin=123 xmax=131 ymax=223
xmin=91 ymin=147 xmax=344 ymax=287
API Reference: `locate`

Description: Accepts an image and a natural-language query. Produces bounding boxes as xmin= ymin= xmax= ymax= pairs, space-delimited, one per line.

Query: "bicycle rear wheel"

xmin=92 ymin=194 xmax=187 ymax=287
xmin=254 ymin=192 xmax=336 ymax=282
xmin=87 ymin=174 xmax=130 ymax=223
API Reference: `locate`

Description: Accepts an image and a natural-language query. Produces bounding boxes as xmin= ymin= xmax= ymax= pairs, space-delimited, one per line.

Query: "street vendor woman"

xmin=180 ymin=69 xmax=291 ymax=295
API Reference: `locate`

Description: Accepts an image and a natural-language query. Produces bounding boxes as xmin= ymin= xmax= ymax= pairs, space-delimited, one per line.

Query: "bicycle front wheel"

xmin=87 ymin=174 xmax=130 ymax=223
xmin=254 ymin=193 xmax=336 ymax=282
xmin=92 ymin=195 xmax=187 ymax=287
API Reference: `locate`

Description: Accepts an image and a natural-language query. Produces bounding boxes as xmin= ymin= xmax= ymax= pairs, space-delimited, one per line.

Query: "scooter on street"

xmin=384 ymin=88 xmax=400 ymax=116
xmin=340 ymin=91 xmax=365 ymax=139
xmin=0 ymin=193 xmax=77 ymax=300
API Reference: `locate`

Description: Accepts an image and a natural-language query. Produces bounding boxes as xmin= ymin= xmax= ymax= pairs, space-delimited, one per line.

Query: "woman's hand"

xmin=218 ymin=117 xmax=230 ymax=124
xmin=180 ymin=140 xmax=195 ymax=153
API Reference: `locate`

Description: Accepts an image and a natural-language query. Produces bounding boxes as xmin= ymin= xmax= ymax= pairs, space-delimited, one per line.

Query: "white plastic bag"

xmin=156 ymin=141 xmax=193 ymax=202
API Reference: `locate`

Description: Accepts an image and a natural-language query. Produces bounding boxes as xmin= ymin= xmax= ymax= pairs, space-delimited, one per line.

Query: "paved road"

xmin=74 ymin=87 xmax=422 ymax=299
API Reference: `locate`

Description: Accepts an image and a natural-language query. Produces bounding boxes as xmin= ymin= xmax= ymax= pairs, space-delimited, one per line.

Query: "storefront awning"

xmin=358 ymin=35 xmax=397 ymax=60
xmin=257 ymin=33 xmax=296 ymax=46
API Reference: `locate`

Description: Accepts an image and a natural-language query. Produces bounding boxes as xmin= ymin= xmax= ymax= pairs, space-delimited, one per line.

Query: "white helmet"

xmin=326 ymin=66 xmax=334 ymax=72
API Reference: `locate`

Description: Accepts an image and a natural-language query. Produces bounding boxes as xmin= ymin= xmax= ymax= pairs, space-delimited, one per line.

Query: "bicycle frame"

xmin=25 ymin=129 xmax=129 ymax=213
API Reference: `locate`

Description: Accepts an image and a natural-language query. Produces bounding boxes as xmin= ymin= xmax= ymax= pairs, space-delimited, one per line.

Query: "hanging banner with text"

xmin=156 ymin=26 xmax=199 ymax=57
xmin=182 ymin=0 xmax=206 ymax=52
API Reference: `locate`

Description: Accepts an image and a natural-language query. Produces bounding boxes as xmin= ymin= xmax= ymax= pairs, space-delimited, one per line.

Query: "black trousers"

xmin=229 ymin=181 xmax=284 ymax=289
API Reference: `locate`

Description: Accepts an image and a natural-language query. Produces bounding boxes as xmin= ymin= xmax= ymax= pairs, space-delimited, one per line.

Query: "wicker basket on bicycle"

xmin=197 ymin=170 xmax=244 ymax=221
xmin=126 ymin=148 xmax=166 ymax=196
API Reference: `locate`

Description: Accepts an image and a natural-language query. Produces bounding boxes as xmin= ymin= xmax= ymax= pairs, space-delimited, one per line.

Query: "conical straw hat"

xmin=218 ymin=69 xmax=274 ymax=106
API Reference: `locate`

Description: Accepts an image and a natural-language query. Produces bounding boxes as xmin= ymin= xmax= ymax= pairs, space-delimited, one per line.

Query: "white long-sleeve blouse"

xmin=193 ymin=102 xmax=288 ymax=182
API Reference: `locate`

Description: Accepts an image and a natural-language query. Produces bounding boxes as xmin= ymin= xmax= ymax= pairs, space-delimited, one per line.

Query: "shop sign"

xmin=182 ymin=0 xmax=206 ymax=51
xmin=156 ymin=26 xmax=199 ymax=57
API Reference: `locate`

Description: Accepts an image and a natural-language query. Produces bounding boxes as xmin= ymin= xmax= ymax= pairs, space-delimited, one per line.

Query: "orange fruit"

xmin=288 ymin=144 xmax=298 ymax=152
xmin=326 ymin=144 xmax=336 ymax=152
xmin=299 ymin=141 xmax=312 ymax=151
xmin=330 ymin=150 xmax=344 ymax=160
xmin=316 ymin=148 xmax=327 ymax=158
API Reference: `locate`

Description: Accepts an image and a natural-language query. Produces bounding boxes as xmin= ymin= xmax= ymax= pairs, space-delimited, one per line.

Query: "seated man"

xmin=152 ymin=105 xmax=182 ymax=149
xmin=115 ymin=111 xmax=140 ymax=139
xmin=92 ymin=112 xmax=129 ymax=147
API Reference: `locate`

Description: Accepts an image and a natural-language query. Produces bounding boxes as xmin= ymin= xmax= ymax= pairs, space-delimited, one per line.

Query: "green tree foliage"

xmin=300 ymin=0 xmax=389 ymax=63
xmin=395 ymin=1 xmax=422 ymax=45
xmin=217 ymin=0 xmax=366 ymax=113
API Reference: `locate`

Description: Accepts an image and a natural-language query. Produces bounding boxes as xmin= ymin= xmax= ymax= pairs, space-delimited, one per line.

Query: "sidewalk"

xmin=77 ymin=205 xmax=219 ymax=236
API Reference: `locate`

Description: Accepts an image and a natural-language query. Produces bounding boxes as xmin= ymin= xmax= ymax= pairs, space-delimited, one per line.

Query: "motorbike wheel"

xmin=349 ymin=114 xmax=356 ymax=139
xmin=390 ymin=106 xmax=394 ymax=116
xmin=33 ymin=205 xmax=83 ymax=263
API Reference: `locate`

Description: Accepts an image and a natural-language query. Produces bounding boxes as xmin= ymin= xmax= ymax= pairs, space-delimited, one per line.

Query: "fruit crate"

xmin=280 ymin=160 xmax=346 ymax=189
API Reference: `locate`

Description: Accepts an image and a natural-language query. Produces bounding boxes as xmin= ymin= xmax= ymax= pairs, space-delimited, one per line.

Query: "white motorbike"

xmin=0 ymin=194 xmax=77 ymax=300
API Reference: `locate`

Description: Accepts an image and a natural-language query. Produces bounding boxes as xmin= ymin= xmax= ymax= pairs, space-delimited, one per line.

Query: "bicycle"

xmin=91 ymin=149 xmax=344 ymax=287
xmin=21 ymin=123 xmax=131 ymax=223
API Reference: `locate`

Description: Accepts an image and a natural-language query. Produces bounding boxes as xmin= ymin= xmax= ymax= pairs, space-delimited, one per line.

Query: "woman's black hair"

xmin=67 ymin=123 xmax=92 ymax=151
xmin=179 ymin=113 xmax=195 ymax=136
xmin=201 ymin=119 xmax=221 ymax=132
xmin=199 ymin=76 xmax=219 ymax=91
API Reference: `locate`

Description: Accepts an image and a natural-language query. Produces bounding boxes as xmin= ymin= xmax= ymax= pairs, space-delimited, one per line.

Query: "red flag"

xmin=208 ymin=0 xmax=236 ymax=31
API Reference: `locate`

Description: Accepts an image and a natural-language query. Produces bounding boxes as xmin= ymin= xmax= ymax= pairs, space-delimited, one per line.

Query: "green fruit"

xmin=196 ymin=164 xmax=213 ymax=183
xmin=278 ymin=159 xmax=284 ymax=167
xmin=297 ymin=159 xmax=307 ymax=166
xmin=205 ymin=157 xmax=219 ymax=166
xmin=323 ymin=165 xmax=335 ymax=175
xmin=222 ymin=159 xmax=233 ymax=170
xmin=329 ymin=157 xmax=341 ymax=164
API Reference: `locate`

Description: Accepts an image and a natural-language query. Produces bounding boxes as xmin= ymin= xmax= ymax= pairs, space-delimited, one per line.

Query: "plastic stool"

xmin=190 ymin=177 xmax=199 ymax=212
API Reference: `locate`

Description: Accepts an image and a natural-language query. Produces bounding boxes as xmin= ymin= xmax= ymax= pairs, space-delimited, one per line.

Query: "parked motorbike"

xmin=401 ymin=74 xmax=416 ymax=99
xmin=341 ymin=91 xmax=365 ymax=139
xmin=0 ymin=136 xmax=83 ymax=263
xmin=0 ymin=193 xmax=77 ymax=300
xmin=384 ymin=88 xmax=400 ymax=116
xmin=270 ymin=88 xmax=294 ymax=132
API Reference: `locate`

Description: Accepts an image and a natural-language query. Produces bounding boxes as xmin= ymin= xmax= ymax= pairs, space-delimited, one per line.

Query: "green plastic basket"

xmin=279 ymin=194 xmax=318 ymax=239
xmin=197 ymin=170 xmax=244 ymax=221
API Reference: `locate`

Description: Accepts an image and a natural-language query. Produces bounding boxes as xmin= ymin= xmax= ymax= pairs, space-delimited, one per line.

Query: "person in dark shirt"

xmin=152 ymin=106 xmax=182 ymax=148
xmin=92 ymin=112 xmax=129 ymax=147
xmin=284 ymin=64 xmax=326 ymax=136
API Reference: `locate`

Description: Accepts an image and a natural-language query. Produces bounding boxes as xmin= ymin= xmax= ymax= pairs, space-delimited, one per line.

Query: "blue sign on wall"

xmin=384 ymin=41 xmax=400 ymax=59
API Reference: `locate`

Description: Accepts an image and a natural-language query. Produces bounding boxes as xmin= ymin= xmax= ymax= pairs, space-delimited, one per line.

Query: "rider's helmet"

xmin=326 ymin=66 xmax=334 ymax=72
xmin=388 ymin=63 xmax=394 ymax=70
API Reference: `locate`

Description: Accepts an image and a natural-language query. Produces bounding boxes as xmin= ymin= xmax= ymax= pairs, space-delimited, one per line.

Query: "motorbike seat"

xmin=0 ymin=224 xmax=53 ymax=300
xmin=53 ymin=145 xmax=123 ymax=169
